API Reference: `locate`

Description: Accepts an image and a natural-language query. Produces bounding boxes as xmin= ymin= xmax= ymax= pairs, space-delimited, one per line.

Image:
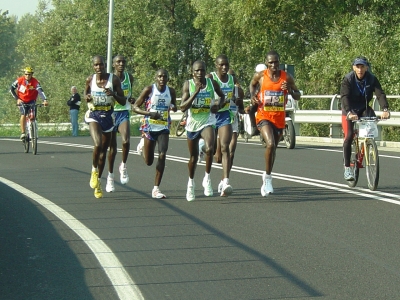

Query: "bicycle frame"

xmin=349 ymin=117 xmax=380 ymax=190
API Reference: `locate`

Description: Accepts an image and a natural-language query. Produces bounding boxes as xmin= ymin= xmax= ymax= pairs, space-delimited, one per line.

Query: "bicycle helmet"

xmin=23 ymin=67 xmax=34 ymax=74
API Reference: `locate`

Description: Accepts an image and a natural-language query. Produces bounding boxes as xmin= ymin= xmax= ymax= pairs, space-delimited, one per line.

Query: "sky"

xmin=0 ymin=0 xmax=52 ymax=19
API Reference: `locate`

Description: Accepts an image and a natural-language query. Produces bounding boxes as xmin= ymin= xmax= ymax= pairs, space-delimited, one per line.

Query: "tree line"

xmin=1 ymin=0 xmax=399 ymax=138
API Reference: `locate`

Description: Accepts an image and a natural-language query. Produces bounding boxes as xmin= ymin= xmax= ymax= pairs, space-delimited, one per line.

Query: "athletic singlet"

xmin=256 ymin=70 xmax=288 ymax=129
xmin=211 ymin=72 xmax=234 ymax=112
xmin=140 ymin=84 xmax=172 ymax=132
xmin=89 ymin=74 xmax=114 ymax=108
xmin=114 ymin=72 xmax=132 ymax=111
xmin=185 ymin=78 xmax=216 ymax=132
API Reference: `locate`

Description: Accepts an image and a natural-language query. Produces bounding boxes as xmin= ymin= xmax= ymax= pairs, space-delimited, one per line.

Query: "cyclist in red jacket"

xmin=10 ymin=67 xmax=48 ymax=140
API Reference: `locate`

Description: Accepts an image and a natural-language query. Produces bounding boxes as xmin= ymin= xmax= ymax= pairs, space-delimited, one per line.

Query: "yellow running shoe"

xmin=90 ymin=170 xmax=99 ymax=188
xmin=94 ymin=182 xmax=103 ymax=199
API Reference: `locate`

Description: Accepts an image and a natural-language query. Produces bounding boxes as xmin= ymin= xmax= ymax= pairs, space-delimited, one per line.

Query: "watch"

xmin=383 ymin=108 xmax=389 ymax=112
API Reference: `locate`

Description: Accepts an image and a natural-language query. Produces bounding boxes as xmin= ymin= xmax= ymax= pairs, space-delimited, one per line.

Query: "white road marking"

xmin=0 ymin=177 xmax=144 ymax=300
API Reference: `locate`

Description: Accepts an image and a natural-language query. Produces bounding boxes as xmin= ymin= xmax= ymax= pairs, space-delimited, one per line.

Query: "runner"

xmin=206 ymin=54 xmax=238 ymax=197
xmin=84 ymin=55 xmax=126 ymax=198
xmin=105 ymin=55 xmax=135 ymax=192
xmin=214 ymin=69 xmax=245 ymax=193
xmin=132 ymin=69 xmax=177 ymax=198
xmin=249 ymin=51 xmax=301 ymax=196
xmin=180 ymin=60 xmax=225 ymax=201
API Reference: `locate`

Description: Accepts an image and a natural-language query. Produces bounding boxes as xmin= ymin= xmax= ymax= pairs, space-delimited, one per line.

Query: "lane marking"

xmin=4 ymin=138 xmax=400 ymax=203
xmin=0 ymin=177 xmax=144 ymax=300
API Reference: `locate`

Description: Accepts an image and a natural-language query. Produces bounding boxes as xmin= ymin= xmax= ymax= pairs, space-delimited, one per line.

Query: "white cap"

xmin=255 ymin=64 xmax=267 ymax=72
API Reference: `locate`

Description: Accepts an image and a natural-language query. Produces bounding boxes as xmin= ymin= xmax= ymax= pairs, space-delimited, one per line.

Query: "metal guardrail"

xmin=2 ymin=95 xmax=400 ymax=141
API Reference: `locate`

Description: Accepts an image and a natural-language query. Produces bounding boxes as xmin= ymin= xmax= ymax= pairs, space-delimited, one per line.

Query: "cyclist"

xmin=340 ymin=56 xmax=390 ymax=181
xmin=105 ymin=55 xmax=135 ymax=193
xmin=10 ymin=67 xmax=48 ymax=140
xmin=249 ymin=50 xmax=301 ymax=197
xmin=132 ymin=69 xmax=177 ymax=199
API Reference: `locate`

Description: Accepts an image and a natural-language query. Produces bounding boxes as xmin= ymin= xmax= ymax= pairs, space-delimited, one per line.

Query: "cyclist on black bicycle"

xmin=10 ymin=67 xmax=48 ymax=140
xmin=340 ymin=56 xmax=390 ymax=181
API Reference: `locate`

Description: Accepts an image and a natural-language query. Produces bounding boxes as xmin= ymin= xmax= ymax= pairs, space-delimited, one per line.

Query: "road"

xmin=1 ymin=136 xmax=400 ymax=300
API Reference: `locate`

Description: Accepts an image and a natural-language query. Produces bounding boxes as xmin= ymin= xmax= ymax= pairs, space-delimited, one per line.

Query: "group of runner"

xmin=82 ymin=50 xmax=301 ymax=200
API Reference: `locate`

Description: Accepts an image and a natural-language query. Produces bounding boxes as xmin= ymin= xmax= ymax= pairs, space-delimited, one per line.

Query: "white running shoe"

xmin=119 ymin=163 xmax=129 ymax=185
xmin=106 ymin=174 xmax=115 ymax=192
xmin=261 ymin=173 xmax=273 ymax=197
xmin=137 ymin=138 xmax=144 ymax=155
xmin=186 ymin=183 xmax=195 ymax=201
xmin=217 ymin=180 xmax=224 ymax=193
xmin=220 ymin=182 xmax=233 ymax=197
xmin=344 ymin=167 xmax=354 ymax=181
xmin=152 ymin=187 xmax=166 ymax=199
xmin=202 ymin=176 xmax=213 ymax=196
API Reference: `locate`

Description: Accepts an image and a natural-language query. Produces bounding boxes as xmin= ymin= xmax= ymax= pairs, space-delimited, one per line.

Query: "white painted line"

xmin=0 ymin=177 xmax=144 ymax=300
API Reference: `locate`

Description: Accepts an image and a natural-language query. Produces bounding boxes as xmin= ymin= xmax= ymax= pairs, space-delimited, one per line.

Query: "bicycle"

xmin=18 ymin=103 xmax=43 ymax=155
xmin=348 ymin=116 xmax=382 ymax=191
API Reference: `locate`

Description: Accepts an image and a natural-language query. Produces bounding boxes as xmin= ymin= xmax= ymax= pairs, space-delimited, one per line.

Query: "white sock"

xmin=188 ymin=178 xmax=194 ymax=185
xmin=204 ymin=172 xmax=210 ymax=180
xmin=92 ymin=166 xmax=98 ymax=172
xmin=153 ymin=185 xmax=158 ymax=190
xmin=108 ymin=172 xmax=114 ymax=178
xmin=223 ymin=178 xmax=229 ymax=184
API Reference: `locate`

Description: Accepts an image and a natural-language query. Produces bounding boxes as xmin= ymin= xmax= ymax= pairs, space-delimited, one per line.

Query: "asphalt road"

xmin=1 ymin=136 xmax=400 ymax=300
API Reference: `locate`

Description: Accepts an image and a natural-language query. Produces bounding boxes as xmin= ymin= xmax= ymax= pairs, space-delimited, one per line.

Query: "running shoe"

xmin=261 ymin=173 xmax=273 ymax=197
xmin=94 ymin=182 xmax=103 ymax=199
xmin=202 ymin=176 xmax=213 ymax=197
xmin=344 ymin=167 xmax=354 ymax=181
xmin=90 ymin=170 xmax=99 ymax=189
xmin=20 ymin=133 xmax=26 ymax=140
xmin=152 ymin=187 xmax=166 ymax=199
xmin=220 ymin=182 xmax=233 ymax=197
xmin=217 ymin=180 xmax=224 ymax=193
xmin=186 ymin=182 xmax=195 ymax=201
xmin=106 ymin=174 xmax=115 ymax=192
xmin=119 ymin=163 xmax=129 ymax=185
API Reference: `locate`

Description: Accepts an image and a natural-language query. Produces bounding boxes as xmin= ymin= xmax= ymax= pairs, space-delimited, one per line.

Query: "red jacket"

xmin=15 ymin=77 xmax=41 ymax=102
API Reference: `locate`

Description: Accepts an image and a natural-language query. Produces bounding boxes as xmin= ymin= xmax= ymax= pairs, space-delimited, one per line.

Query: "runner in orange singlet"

xmin=249 ymin=50 xmax=301 ymax=197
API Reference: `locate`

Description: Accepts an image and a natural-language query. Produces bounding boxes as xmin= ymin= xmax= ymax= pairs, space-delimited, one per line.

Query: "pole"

xmin=106 ymin=0 xmax=114 ymax=73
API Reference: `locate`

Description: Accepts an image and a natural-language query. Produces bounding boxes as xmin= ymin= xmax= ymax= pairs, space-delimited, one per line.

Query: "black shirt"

xmin=67 ymin=93 xmax=81 ymax=110
xmin=340 ymin=71 xmax=388 ymax=115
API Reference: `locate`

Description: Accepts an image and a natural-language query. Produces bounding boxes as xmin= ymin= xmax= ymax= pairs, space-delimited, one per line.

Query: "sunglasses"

xmin=25 ymin=73 xmax=33 ymax=75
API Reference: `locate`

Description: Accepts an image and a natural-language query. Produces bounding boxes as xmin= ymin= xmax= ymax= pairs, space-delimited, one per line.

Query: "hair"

xmin=265 ymin=50 xmax=280 ymax=60
xmin=71 ymin=86 xmax=77 ymax=90
xmin=113 ymin=54 xmax=125 ymax=63
xmin=192 ymin=60 xmax=206 ymax=69
xmin=156 ymin=68 xmax=169 ymax=80
xmin=92 ymin=55 xmax=105 ymax=63
xmin=215 ymin=54 xmax=229 ymax=63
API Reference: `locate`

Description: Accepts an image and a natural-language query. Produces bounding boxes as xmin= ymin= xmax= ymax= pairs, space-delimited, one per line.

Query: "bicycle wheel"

xmin=347 ymin=139 xmax=359 ymax=188
xmin=175 ymin=115 xmax=186 ymax=137
xmin=365 ymin=139 xmax=379 ymax=191
xmin=23 ymin=123 xmax=29 ymax=153
xmin=31 ymin=121 xmax=37 ymax=155
xmin=283 ymin=119 xmax=296 ymax=149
